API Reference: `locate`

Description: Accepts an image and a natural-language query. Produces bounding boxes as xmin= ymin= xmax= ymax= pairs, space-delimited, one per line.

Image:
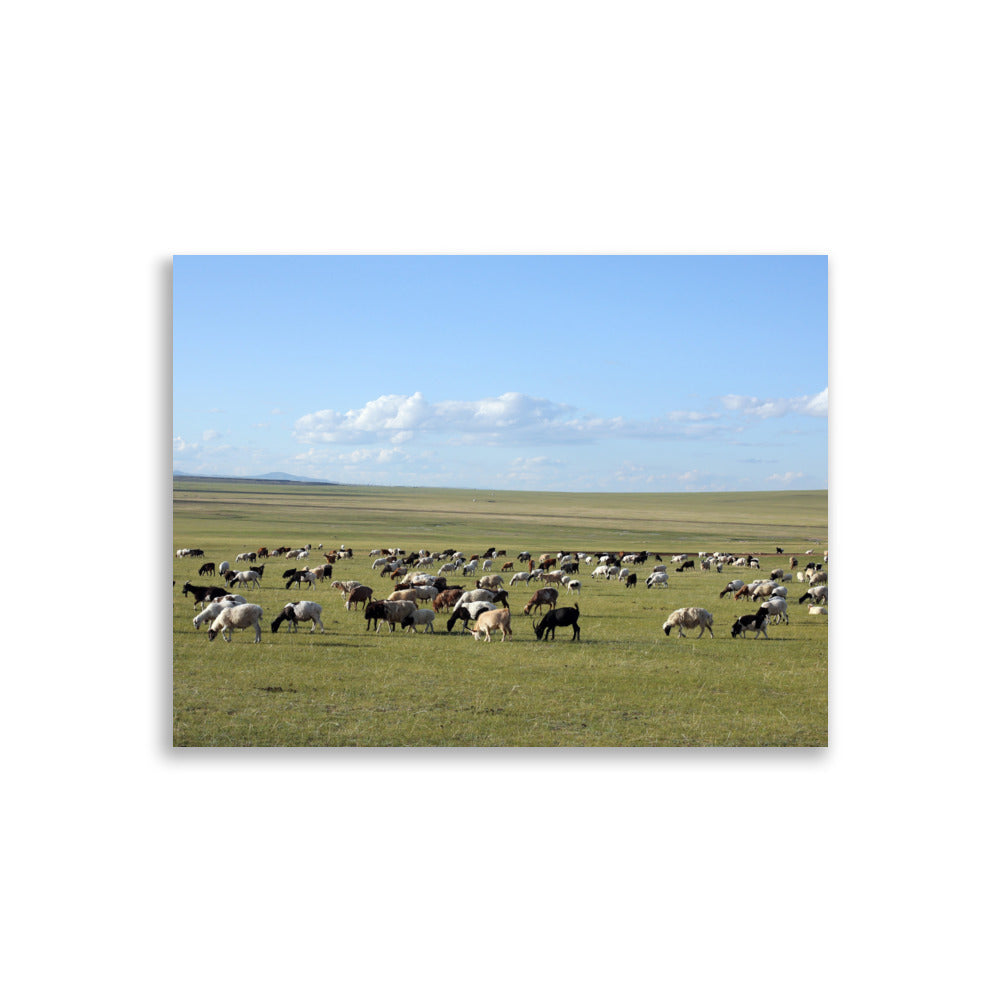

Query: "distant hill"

xmin=173 ymin=470 xmax=339 ymax=485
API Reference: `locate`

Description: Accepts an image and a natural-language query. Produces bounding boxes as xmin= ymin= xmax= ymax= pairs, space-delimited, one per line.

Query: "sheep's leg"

xmin=253 ymin=623 xmax=261 ymax=643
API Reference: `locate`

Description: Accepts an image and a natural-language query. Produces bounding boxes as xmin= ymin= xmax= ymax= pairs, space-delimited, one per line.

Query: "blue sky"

xmin=173 ymin=254 xmax=827 ymax=491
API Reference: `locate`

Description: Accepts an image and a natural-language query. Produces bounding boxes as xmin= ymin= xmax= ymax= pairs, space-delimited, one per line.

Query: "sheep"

xmin=798 ymin=585 xmax=828 ymax=605
xmin=590 ymin=564 xmax=616 ymax=580
xmin=192 ymin=595 xmax=247 ymax=629
xmin=477 ymin=574 xmax=504 ymax=592
xmin=454 ymin=589 xmax=502 ymax=610
xmin=759 ymin=597 xmax=788 ymax=624
xmin=523 ymin=588 xmax=559 ymax=616
xmin=731 ymin=608 xmax=769 ymax=639
xmin=345 ymin=585 xmax=373 ymax=611
xmin=386 ymin=588 xmax=425 ymax=606
xmin=732 ymin=585 xmax=753 ymax=601
xmin=719 ymin=580 xmax=745 ymax=599
xmin=271 ymin=601 xmax=326 ymax=633
xmin=770 ymin=568 xmax=785 ymax=581
xmin=534 ymin=604 xmax=581 ymax=641
xmin=662 ymin=608 xmax=714 ymax=638
xmin=470 ymin=607 xmax=513 ymax=642
xmin=564 ymin=578 xmax=581 ymax=596
xmin=808 ymin=570 xmax=828 ymax=586
xmin=331 ymin=580 xmax=363 ymax=595
xmin=751 ymin=582 xmax=777 ymax=601
xmin=446 ymin=601 xmax=497 ymax=633
xmin=218 ymin=561 xmax=231 ymax=577
xmin=645 ymin=572 xmax=669 ymax=589
xmin=508 ymin=571 xmax=533 ymax=587
xmin=284 ymin=570 xmax=316 ymax=590
xmin=363 ymin=599 xmax=418 ymax=633
xmin=400 ymin=608 xmax=437 ymax=633
xmin=433 ymin=588 xmax=464 ymax=612
xmin=234 ymin=569 xmax=263 ymax=590
xmin=208 ymin=603 xmax=264 ymax=642
xmin=808 ymin=605 xmax=828 ymax=615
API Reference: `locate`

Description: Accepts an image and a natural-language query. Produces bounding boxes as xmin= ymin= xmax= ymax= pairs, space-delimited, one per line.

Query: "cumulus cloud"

xmin=173 ymin=436 xmax=199 ymax=453
xmin=293 ymin=391 xmax=728 ymax=448
xmin=767 ymin=471 xmax=805 ymax=485
xmin=721 ymin=387 xmax=828 ymax=419
xmin=202 ymin=429 xmax=221 ymax=441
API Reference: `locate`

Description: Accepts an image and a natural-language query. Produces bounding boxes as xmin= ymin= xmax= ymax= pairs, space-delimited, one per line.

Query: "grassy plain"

xmin=172 ymin=478 xmax=828 ymax=747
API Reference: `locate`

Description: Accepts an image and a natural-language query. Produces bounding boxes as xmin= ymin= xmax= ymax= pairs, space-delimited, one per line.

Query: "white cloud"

xmin=202 ymin=429 xmax=220 ymax=441
xmin=173 ymin=436 xmax=199 ymax=453
xmin=767 ymin=471 xmax=805 ymax=485
xmin=294 ymin=391 xmax=730 ymax=448
xmin=721 ymin=387 xmax=828 ymax=419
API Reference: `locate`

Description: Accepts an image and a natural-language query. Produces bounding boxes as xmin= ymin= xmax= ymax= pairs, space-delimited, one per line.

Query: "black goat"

xmin=534 ymin=604 xmax=581 ymax=641
xmin=198 ymin=562 xmax=215 ymax=576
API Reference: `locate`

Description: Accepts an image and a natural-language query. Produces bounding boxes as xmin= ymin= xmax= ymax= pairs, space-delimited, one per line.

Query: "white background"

xmin=3 ymin=2 xmax=994 ymax=997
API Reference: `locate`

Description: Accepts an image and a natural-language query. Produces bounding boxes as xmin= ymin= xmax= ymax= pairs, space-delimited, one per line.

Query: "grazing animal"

xmin=759 ymin=597 xmax=788 ymax=624
xmin=363 ymin=600 xmax=418 ymax=633
xmin=181 ymin=582 xmax=230 ymax=607
xmin=799 ymin=585 xmax=828 ymax=605
xmin=534 ymin=604 xmax=581 ymax=641
xmin=662 ymin=608 xmax=714 ymax=638
xmin=523 ymin=588 xmax=559 ymax=616
xmin=719 ymin=580 xmax=745 ymax=599
xmin=731 ymin=608 xmax=769 ymax=639
xmin=471 ymin=607 xmax=513 ymax=642
xmin=271 ymin=601 xmax=325 ymax=633
xmin=624 ymin=572 xmax=637 ymax=589
xmin=197 ymin=562 xmax=215 ymax=577
xmin=285 ymin=570 xmax=316 ymax=590
xmin=218 ymin=561 xmax=230 ymax=576
xmin=400 ymin=608 xmax=437 ymax=633
xmin=192 ymin=594 xmax=247 ymax=629
xmin=208 ymin=604 xmax=264 ymax=643
xmin=645 ymin=572 xmax=669 ymax=589
xmin=674 ymin=560 xmax=696 ymax=572
xmin=345 ymin=585 xmax=373 ymax=610
xmin=234 ymin=570 xmax=263 ymax=590
xmin=433 ymin=588 xmax=464 ymax=611
xmin=446 ymin=602 xmax=497 ymax=633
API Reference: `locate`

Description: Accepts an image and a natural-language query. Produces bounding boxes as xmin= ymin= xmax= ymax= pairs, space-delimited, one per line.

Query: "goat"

xmin=534 ymin=604 xmax=581 ymax=641
xmin=181 ymin=582 xmax=230 ymax=607
xmin=470 ymin=608 xmax=513 ymax=642
xmin=446 ymin=602 xmax=497 ymax=633
xmin=344 ymin=585 xmax=373 ymax=610
xmin=523 ymin=588 xmax=559 ymax=616
xmin=197 ymin=562 xmax=215 ymax=577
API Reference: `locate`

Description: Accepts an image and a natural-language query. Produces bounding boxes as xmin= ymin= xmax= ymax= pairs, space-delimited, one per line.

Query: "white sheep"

xmin=234 ymin=569 xmax=262 ymax=589
xmin=192 ymin=595 xmax=247 ymax=629
xmin=208 ymin=604 xmax=264 ymax=642
xmin=662 ymin=608 xmax=714 ymax=638
xmin=645 ymin=572 xmax=669 ymax=589
xmin=401 ymin=608 xmax=437 ymax=633
xmin=271 ymin=601 xmax=325 ymax=634
xmin=564 ymin=578 xmax=581 ymax=595
xmin=218 ymin=560 xmax=231 ymax=576
xmin=759 ymin=597 xmax=788 ymax=624
xmin=508 ymin=571 xmax=533 ymax=586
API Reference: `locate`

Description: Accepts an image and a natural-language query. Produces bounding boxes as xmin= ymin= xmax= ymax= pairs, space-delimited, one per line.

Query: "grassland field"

xmin=173 ymin=478 xmax=828 ymax=747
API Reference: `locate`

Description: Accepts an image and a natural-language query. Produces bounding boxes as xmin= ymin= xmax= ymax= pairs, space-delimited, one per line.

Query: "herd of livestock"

xmin=174 ymin=543 xmax=829 ymax=644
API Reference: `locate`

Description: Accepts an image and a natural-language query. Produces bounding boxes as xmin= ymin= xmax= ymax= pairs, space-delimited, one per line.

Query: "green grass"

xmin=173 ymin=478 xmax=828 ymax=747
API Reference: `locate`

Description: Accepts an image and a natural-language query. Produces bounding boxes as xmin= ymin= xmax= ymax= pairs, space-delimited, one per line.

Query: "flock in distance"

xmin=175 ymin=543 xmax=829 ymax=645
